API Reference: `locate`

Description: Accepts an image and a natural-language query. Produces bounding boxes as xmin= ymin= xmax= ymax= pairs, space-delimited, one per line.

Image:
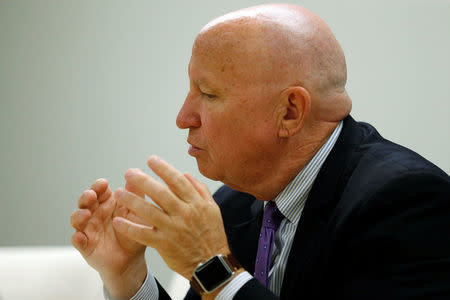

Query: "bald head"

xmin=177 ymin=5 xmax=353 ymax=197
xmin=193 ymin=4 xmax=351 ymax=122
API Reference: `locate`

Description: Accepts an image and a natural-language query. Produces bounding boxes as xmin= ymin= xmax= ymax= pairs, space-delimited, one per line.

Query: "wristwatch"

xmin=190 ymin=253 xmax=242 ymax=295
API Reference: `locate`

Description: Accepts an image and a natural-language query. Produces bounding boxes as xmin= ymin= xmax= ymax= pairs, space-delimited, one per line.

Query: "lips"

xmin=188 ymin=145 xmax=203 ymax=156
xmin=187 ymin=138 xmax=201 ymax=149
xmin=187 ymin=139 xmax=204 ymax=156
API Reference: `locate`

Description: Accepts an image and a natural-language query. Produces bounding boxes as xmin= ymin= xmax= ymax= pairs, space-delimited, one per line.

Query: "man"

xmin=71 ymin=4 xmax=450 ymax=300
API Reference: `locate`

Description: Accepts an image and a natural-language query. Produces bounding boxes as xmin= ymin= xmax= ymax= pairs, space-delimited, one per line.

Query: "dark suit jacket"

xmin=158 ymin=116 xmax=450 ymax=299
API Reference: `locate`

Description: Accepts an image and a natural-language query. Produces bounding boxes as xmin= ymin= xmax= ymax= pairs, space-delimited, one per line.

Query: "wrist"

xmin=190 ymin=253 xmax=242 ymax=297
xmin=101 ymin=257 xmax=147 ymax=300
xmin=201 ymin=268 xmax=245 ymax=300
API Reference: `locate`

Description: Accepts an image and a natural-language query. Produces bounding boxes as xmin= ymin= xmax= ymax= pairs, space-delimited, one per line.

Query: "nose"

xmin=176 ymin=92 xmax=201 ymax=129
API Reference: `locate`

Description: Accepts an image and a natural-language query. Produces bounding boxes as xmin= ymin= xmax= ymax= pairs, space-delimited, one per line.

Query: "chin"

xmin=196 ymin=161 xmax=245 ymax=192
xmin=196 ymin=160 xmax=223 ymax=182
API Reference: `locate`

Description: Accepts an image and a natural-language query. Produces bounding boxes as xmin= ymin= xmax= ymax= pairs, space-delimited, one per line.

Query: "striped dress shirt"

xmin=217 ymin=120 xmax=343 ymax=299
xmin=111 ymin=121 xmax=343 ymax=300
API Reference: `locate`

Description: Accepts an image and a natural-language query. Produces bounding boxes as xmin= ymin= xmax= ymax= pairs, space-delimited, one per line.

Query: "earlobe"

xmin=278 ymin=87 xmax=311 ymax=138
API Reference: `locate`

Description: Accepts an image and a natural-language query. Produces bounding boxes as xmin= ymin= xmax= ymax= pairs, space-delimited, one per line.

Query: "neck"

xmin=226 ymin=121 xmax=338 ymax=200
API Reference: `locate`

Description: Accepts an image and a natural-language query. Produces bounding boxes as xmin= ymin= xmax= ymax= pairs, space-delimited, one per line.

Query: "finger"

xmin=115 ymin=205 xmax=148 ymax=225
xmin=114 ymin=188 xmax=170 ymax=228
xmin=112 ymin=217 xmax=159 ymax=247
xmin=124 ymin=168 xmax=184 ymax=215
xmin=71 ymin=231 xmax=88 ymax=251
xmin=91 ymin=178 xmax=112 ymax=203
xmin=90 ymin=178 xmax=107 ymax=194
xmin=184 ymin=173 xmax=213 ymax=203
xmin=125 ymin=181 xmax=145 ymax=198
xmin=147 ymin=156 xmax=199 ymax=202
xmin=78 ymin=190 xmax=98 ymax=209
xmin=70 ymin=209 xmax=92 ymax=230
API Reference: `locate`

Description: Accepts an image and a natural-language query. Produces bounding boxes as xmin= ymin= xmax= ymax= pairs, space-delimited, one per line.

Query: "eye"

xmin=202 ymin=92 xmax=216 ymax=99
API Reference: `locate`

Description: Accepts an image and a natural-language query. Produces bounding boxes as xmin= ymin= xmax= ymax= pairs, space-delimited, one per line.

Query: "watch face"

xmin=194 ymin=256 xmax=233 ymax=292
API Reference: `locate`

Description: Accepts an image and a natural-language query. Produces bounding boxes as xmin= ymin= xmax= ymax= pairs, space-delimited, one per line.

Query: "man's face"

xmin=176 ymin=34 xmax=281 ymax=189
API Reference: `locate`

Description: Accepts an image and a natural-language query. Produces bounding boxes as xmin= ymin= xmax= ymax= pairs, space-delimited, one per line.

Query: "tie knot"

xmin=263 ymin=201 xmax=283 ymax=230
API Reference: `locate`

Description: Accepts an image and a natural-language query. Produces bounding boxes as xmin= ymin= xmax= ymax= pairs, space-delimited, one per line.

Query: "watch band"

xmin=223 ymin=253 xmax=242 ymax=272
xmin=190 ymin=253 xmax=242 ymax=295
xmin=190 ymin=272 xmax=206 ymax=295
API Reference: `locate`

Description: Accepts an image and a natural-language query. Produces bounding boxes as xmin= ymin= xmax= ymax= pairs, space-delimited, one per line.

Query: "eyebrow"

xmin=194 ymin=78 xmax=209 ymax=86
xmin=194 ymin=79 xmax=216 ymax=92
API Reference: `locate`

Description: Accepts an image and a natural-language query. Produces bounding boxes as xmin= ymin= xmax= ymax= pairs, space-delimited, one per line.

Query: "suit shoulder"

xmin=211 ymin=185 xmax=262 ymax=239
xmin=334 ymin=121 xmax=449 ymax=221
xmin=346 ymin=122 xmax=448 ymax=194
xmin=212 ymin=185 xmax=257 ymax=211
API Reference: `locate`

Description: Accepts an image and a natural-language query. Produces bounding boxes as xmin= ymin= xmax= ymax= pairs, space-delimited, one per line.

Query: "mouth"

xmin=187 ymin=140 xmax=204 ymax=156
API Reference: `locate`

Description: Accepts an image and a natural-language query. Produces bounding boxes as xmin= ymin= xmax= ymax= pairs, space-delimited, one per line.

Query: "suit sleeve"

xmin=232 ymin=279 xmax=278 ymax=299
xmin=182 ymin=278 xmax=278 ymax=300
xmin=334 ymin=171 xmax=450 ymax=299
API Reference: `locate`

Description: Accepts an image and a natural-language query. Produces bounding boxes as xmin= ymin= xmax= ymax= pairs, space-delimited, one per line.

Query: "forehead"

xmin=189 ymin=26 xmax=277 ymax=89
xmin=188 ymin=36 xmax=238 ymax=91
xmin=191 ymin=28 xmax=242 ymax=68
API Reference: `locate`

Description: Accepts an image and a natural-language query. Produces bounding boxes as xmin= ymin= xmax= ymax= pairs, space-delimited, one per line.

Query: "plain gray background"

xmin=1 ymin=0 xmax=449 ymax=289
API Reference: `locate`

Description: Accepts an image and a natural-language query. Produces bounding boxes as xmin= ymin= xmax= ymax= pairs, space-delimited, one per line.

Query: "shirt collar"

xmin=272 ymin=121 xmax=343 ymax=225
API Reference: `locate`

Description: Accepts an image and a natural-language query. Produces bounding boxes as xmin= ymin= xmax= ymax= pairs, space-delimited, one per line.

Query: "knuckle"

xmin=122 ymin=192 xmax=135 ymax=207
xmin=83 ymin=189 xmax=95 ymax=198
xmin=91 ymin=178 xmax=104 ymax=190
xmin=79 ymin=190 xmax=95 ymax=205
xmin=70 ymin=212 xmax=78 ymax=227
xmin=197 ymin=202 xmax=208 ymax=213
xmin=143 ymin=175 xmax=155 ymax=189
xmin=70 ymin=209 xmax=78 ymax=219
xmin=145 ymin=203 xmax=156 ymax=217
xmin=116 ymin=205 xmax=128 ymax=217
xmin=152 ymin=182 xmax=167 ymax=198
xmin=201 ymin=182 xmax=209 ymax=192
xmin=135 ymin=173 xmax=147 ymax=186
xmin=178 ymin=205 xmax=192 ymax=220
xmin=138 ymin=226 xmax=148 ymax=237
xmin=130 ymin=224 xmax=146 ymax=240
xmin=99 ymin=187 xmax=111 ymax=200
xmin=70 ymin=234 xmax=78 ymax=247
xmin=171 ymin=201 xmax=182 ymax=213
xmin=71 ymin=209 xmax=80 ymax=219
xmin=71 ymin=209 xmax=88 ymax=227
xmin=172 ymin=174 xmax=186 ymax=187
xmin=90 ymin=217 xmax=100 ymax=232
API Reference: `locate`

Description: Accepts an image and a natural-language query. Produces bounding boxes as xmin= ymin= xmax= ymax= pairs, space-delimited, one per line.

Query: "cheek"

xmin=201 ymin=98 xmax=278 ymax=158
xmin=200 ymin=113 xmax=241 ymax=162
xmin=202 ymin=114 xmax=232 ymax=146
xmin=207 ymin=113 xmax=275 ymax=159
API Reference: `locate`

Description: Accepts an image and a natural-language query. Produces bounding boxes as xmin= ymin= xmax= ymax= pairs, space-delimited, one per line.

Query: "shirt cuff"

xmin=215 ymin=271 xmax=253 ymax=300
xmin=130 ymin=270 xmax=159 ymax=300
xmin=103 ymin=269 xmax=159 ymax=300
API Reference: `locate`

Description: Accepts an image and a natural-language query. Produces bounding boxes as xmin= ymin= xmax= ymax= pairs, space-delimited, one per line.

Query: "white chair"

xmin=0 ymin=246 xmax=189 ymax=300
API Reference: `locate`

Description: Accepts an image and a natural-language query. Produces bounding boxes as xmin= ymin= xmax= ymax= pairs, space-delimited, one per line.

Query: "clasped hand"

xmin=113 ymin=155 xmax=230 ymax=279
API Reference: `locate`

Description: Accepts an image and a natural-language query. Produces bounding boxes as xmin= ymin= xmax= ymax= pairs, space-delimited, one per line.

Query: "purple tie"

xmin=254 ymin=201 xmax=283 ymax=287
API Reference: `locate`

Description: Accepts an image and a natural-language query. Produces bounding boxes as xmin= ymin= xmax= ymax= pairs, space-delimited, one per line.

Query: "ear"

xmin=278 ymin=86 xmax=311 ymax=138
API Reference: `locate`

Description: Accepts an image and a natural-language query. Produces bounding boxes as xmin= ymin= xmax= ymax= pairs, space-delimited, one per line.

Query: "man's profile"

xmin=71 ymin=4 xmax=450 ymax=299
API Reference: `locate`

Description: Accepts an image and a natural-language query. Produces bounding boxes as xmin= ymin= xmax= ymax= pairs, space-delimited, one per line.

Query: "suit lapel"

xmin=229 ymin=199 xmax=264 ymax=273
xmin=280 ymin=116 xmax=363 ymax=299
xmin=217 ymin=189 xmax=264 ymax=274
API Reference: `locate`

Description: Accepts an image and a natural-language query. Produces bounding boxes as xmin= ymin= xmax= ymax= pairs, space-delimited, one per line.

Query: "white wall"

xmin=1 ymin=0 xmax=449 ymax=292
